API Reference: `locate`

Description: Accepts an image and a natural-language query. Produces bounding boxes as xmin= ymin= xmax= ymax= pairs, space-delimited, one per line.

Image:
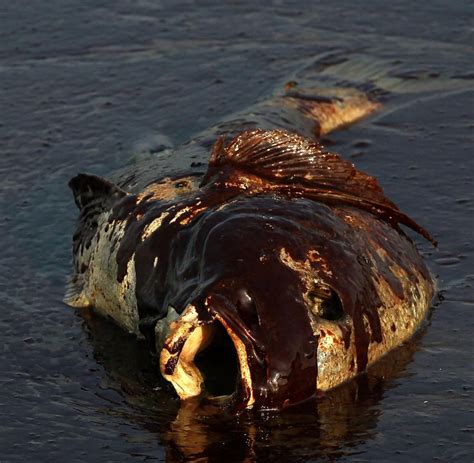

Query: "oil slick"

xmin=66 ymin=79 xmax=435 ymax=411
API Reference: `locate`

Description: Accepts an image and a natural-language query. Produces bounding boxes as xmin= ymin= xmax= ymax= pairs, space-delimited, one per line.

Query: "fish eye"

xmin=319 ymin=291 xmax=344 ymax=321
xmin=308 ymin=287 xmax=344 ymax=321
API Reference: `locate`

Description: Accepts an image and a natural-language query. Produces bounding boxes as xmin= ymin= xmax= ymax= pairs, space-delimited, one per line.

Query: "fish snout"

xmin=158 ymin=281 xmax=319 ymax=411
xmin=158 ymin=299 xmax=254 ymax=409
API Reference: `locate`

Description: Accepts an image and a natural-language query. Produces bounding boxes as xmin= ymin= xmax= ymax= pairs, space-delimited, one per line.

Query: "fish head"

xmin=158 ymin=195 xmax=354 ymax=411
xmin=155 ymin=130 xmax=435 ymax=411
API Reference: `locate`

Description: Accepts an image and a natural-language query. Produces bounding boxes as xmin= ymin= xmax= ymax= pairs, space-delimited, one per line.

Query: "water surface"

xmin=0 ymin=1 xmax=473 ymax=461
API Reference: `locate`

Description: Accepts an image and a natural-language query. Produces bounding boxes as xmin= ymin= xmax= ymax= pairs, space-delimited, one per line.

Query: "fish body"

xmin=66 ymin=86 xmax=435 ymax=410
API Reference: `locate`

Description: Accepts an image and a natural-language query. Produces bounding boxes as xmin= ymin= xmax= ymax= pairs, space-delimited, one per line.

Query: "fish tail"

xmin=279 ymin=49 xmax=469 ymax=136
xmin=290 ymin=49 xmax=469 ymax=96
xmin=281 ymin=84 xmax=380 ymax=136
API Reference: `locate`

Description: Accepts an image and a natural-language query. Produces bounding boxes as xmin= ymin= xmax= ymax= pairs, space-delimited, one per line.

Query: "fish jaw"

xmin=157 ymin=281 xmax=319 ymax=411
xmin=158 ymin=304 xmax=256 ymax=408
xmin=156 ymin=227 xmax=434 ymax=411
xmin=159 ymin=305 xmax=212 ymax=399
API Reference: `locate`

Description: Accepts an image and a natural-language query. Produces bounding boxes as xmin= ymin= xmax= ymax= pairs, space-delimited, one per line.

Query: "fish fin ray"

xmin=63 ymin=274 xmax=90 ymax=308
xmin=69 ymin=173 xmax=127 ymax=213
xmin=211 ymin=129 xmax=395 ymax=206
xmin=207 ymin=129 xmax=436 ymax=244
xmin=69 ymin=173 xmax=127 ymax=254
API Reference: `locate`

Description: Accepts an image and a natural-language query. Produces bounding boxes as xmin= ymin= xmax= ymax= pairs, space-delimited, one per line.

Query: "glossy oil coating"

xmin=92 ymin=129 xmax=436 ymax=409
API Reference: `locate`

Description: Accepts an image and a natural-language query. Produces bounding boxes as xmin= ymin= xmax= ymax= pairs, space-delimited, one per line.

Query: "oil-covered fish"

xmin=66 ymin=85 xmax=435 ymax=410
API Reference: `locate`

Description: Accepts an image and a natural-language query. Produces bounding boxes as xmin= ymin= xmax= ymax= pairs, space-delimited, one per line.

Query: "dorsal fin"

xmin=69 ymin=173 xmax=127 ymax=212
xmin=68 ymin=173 xmax=128 ymax=254
xmin=206 ymin=130 xmax=436 ymax=245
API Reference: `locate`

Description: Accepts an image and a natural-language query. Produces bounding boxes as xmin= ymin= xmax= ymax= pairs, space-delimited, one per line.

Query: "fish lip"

xmin=158 ymin=301 xmax=255 ymax=409
xmin=204 ymin=295 xmax=257 ymax=409
xmin=158 ymin=291 xmax=318 ymax=412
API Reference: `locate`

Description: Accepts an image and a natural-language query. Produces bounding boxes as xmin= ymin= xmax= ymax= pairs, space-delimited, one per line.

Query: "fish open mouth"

xmin=195 ymin=322 xmax=239 ymax=397
xmin=159 ymin=304 xmax=255 ymax=407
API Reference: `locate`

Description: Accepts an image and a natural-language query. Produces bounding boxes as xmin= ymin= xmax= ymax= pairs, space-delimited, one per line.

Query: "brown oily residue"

xmin=109 ymin=129 xmax=433 ymax=409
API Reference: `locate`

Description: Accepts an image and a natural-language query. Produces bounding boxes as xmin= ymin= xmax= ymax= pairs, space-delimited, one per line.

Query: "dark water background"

xmin=0 ymin=1 xmax=473 ymax=461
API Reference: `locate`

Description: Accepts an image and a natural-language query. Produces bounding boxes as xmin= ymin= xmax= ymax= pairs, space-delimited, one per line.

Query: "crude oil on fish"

xmin=65 ymin=79 xmax=435 ymax=411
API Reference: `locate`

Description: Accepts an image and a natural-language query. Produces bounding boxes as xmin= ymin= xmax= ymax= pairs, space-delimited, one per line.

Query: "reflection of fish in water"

xmin=81 ymin=304 xmax=430 ymax=461
xmin=65 ymin=64 xmax=435 ymax=410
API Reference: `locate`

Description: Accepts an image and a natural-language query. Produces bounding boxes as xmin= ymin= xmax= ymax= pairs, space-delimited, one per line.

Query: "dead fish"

xmin=65 ymin=84 xmax=435 ymax=411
